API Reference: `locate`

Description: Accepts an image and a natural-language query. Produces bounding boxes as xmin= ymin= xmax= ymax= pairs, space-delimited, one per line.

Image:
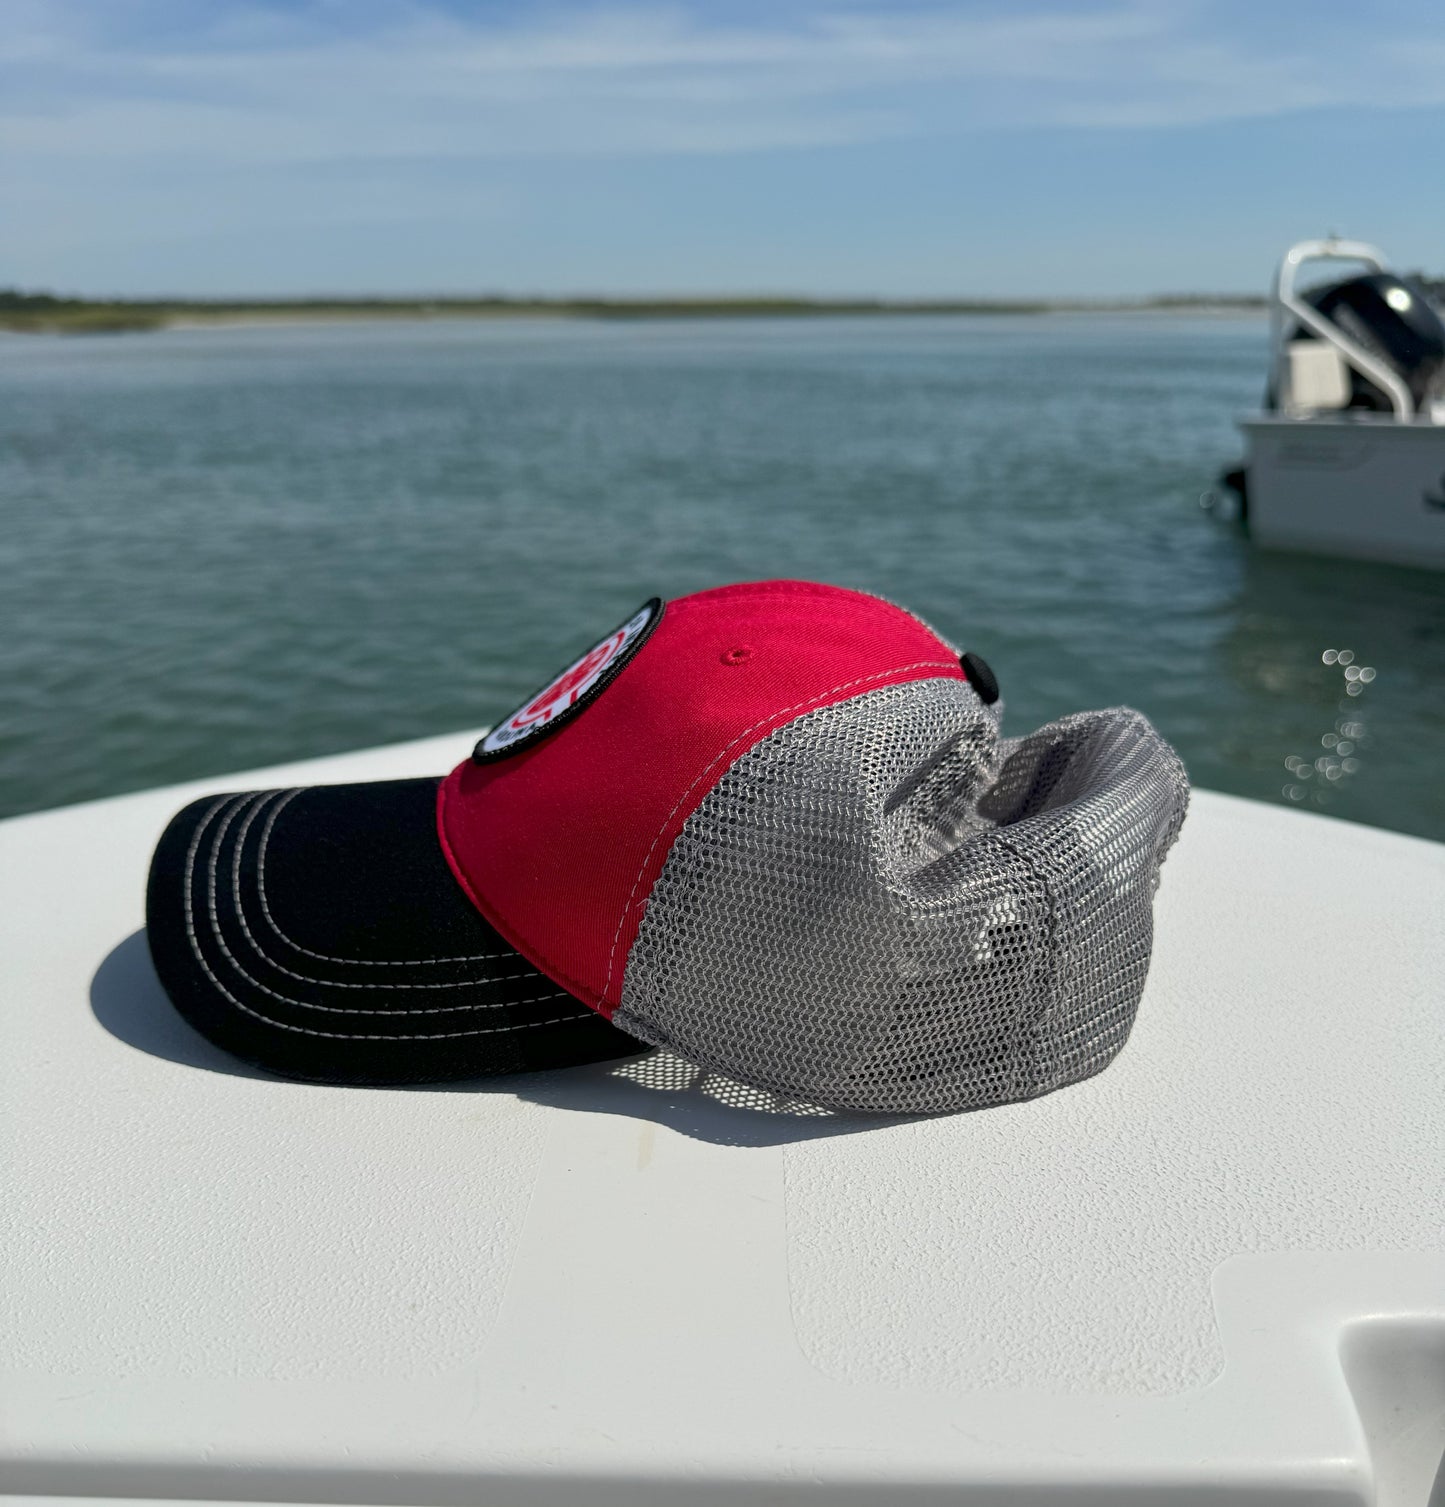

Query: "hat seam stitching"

xmin=983 ymin=826 xmax=1061 ymax=1105
xmin=604 ymin=659 xmax=960 ymax=1001
xmin=179 ymin=797 xmax=591 ymax=1041
xmin=189 ymin=795 xmax=580 ymax=1022
xmin=211 ymin=793 xmax=566 ymax=1011
xmin=234 ymin=791 xmax=545 ymax=992
xmin=253 ymin=787 xmax=524 ymax=968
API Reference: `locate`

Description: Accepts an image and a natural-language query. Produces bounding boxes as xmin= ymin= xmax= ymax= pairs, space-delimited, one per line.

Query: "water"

xmin=3 ymin=315 xmax=1442 ymax=842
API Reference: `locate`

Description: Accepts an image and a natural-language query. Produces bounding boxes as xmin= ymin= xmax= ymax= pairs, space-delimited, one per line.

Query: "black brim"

xmin=145 ymin=777 xmax=647 ymax=1085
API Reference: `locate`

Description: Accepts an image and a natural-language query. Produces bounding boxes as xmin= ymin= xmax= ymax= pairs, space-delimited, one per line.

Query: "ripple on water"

xmin=1 ymin=314 xmax=1441 ymax=841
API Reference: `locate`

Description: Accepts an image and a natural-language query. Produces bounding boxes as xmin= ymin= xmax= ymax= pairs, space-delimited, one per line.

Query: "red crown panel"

xmin=437 ymin=580 xmax=962 ymax=1014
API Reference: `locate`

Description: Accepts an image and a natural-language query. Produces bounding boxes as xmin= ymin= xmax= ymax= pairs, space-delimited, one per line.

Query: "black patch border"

xmin=473 ymin=597 xmax=666 ymax=764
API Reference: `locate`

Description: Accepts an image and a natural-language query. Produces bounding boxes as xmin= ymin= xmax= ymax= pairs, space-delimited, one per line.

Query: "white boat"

xmin=1228 ymin=238 xmax=1445 ymax=569
xmin=3 ymin=729 xmax=1442 ymax=1504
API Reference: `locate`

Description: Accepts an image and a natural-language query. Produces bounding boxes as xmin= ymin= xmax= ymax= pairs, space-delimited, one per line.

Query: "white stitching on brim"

xmin=179 ymin=796 xmax=592 ymax=1039
xmin=253 ymin=787 xmax=522 ymax=967
xmin=201 ymin=794 xmax=557 ymax=1013
xmin=228 ymin=790 xmax=543 ymax=992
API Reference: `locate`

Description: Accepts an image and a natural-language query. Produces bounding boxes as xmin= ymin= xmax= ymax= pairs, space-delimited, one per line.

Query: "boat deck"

xmin=3 ymin=731 xmax=1442 ymax=1505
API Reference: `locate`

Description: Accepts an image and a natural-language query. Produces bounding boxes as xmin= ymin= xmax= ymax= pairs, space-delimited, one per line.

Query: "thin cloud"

xmin=5 ymin=1 xmax=1445 ymax=168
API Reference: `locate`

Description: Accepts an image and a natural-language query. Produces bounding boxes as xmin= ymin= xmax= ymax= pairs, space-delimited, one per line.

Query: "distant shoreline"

xmin=0 ymin=292 xmax=1268 ymax=335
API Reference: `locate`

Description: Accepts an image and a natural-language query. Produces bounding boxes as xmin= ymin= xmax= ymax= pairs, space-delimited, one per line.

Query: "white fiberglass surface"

xmin=785 ymin=796 xmax=1441 ymax=1392
xmin=1 ymin=736 xmax=548 ymax=1385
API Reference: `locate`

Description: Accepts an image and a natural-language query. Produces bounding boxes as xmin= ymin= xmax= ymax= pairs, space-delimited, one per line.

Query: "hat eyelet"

xmin=721 ymin=646 xmax=753 ymax=667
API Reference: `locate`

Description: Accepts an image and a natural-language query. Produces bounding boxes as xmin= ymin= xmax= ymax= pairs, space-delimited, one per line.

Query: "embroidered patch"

xmin=473 ymin=599 xmax=664 ymax=761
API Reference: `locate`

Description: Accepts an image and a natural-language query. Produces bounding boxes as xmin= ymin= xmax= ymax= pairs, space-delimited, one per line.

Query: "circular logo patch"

xmin=473 ymin=598 xmax=663 ymax=761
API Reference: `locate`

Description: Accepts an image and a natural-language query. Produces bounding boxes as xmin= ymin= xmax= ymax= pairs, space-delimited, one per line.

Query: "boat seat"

xmin=1285 ymin=339 xmax=1351 ymax=414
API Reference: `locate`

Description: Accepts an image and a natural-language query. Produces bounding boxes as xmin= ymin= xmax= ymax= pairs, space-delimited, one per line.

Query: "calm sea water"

xmin=3 ymin=314 xmax=1442 ymax=841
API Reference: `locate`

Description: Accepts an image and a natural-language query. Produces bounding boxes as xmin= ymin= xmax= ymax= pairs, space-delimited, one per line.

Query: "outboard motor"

xmin=1300 ymin=272 xmax=1445 ymax=412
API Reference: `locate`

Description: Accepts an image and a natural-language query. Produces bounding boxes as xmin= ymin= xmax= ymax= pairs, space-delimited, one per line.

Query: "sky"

xmin=3 ymin=0 xmax=1444 ymax=298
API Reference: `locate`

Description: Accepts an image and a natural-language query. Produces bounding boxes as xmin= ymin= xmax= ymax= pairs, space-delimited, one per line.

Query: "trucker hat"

xmin=147 ymin=579 xmax=1189 ymax=1113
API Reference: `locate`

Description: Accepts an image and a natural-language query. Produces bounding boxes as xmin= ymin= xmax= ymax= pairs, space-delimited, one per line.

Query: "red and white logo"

xmin=476 ymin=600 xmax=661 ymax=758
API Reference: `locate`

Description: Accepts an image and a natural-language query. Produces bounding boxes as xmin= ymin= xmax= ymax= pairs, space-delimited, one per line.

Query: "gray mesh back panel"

xmin=616 ymin=680 xmax=1189 ymax=1114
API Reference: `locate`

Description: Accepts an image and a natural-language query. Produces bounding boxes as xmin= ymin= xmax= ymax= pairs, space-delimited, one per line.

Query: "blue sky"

xmin=4 ymin=0 xmax=1443 ymax=297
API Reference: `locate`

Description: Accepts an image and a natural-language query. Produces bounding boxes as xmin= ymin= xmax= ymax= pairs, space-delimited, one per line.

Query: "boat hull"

xmin=1239 ymin=415 xmax=1445 ymax=569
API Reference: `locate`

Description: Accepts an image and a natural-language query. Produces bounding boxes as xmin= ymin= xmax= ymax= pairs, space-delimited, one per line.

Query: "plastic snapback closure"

xmin=959 ymin=652 xmax=1000 ymax=706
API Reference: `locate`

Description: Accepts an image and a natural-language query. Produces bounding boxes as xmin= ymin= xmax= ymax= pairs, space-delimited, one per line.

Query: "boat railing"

xmin=1270 ymin=238 xmax=1416 ymax=421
